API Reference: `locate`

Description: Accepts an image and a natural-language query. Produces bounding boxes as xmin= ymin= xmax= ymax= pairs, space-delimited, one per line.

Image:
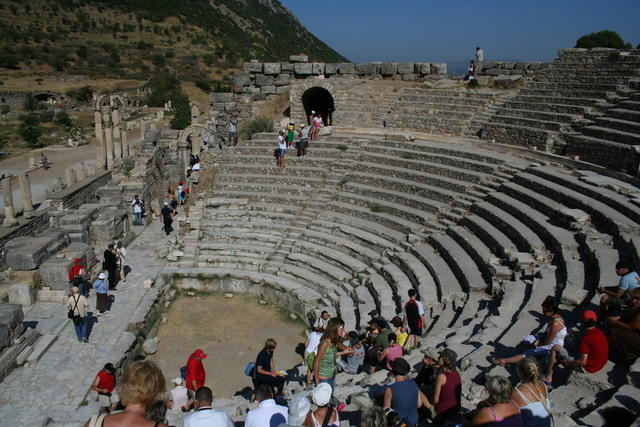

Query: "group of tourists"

xmin=275 ymin=110 xmax=325 ymax=170
xmin=465 ymin=46 xmax=484 ymax=81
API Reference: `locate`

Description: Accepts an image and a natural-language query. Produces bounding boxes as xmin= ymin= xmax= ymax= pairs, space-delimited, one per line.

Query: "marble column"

xmin=140 ymin=120 xmax=146 ymax=139
xmin=2 ymin=180 xmax=16 ymax=226
xmin=121 ymin=129 xmax=129 ymax=157
xmin=76 ymin=162 xmax=87 ymax=181
xmin=95 ymin=111 xmax=106 ymax=170
xmin=19 ymin=174 xmax=34 ymax=218
xmin=65 ymin=168 xmax=77 ymax=187
xmin=104 ymin=114 xmax=114 ymax=170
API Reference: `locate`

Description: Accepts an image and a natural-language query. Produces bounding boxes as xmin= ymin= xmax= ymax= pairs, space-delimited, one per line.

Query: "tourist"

xmin=305 ymin=383 xmax=339 ymax=426
xmin=466 ymin=60 xmax=476 ymax=80
xmin=168 ymin=377 xmax=191 ymax=413
xmin=116 ymin=240 xmax=127 ymax=283
xmin=403 ymin=289 xmax=425 ymax=350
xmin=146 ymin=400 xmax=168 ymax=425
xmin=254 ymin=338 xmax=286 ymax=396
xmin=83 ymin=360 xmax=168 ymax=427
xmin=297 ymin=124 xmax=310 ymax=158
xmin=543 ymin=310 xmax=609 ymax=385
xmin=415 ymin=347 xmax=440 ymax=400
xmin=314 ymin=318 xmax=353 ymax=389
xmin=471 ymin=375 xmax=523 ymax=426
xmin=475 ymin=46 xmax=485 ymax=74
xmin=376 ymin=333 xmax=404 ymax=373
xmin=304 ymin=328 xmax=322 ymax=386
xmin=132 ymin=195 xmax=144 ymax=226
xmin=68 ymin=257 xmax=87 ymax=296
xmin=191 ymin=158 xmax=201 ymax=184
xmin=598 ymin=260 xmax=639 ymax=317
xmin=372 ymin=318 xmax=392 ymax=348
xmin=343 ymin=331 xmax=365 ymax=375
xmin=183 ymin=386 xmax=233 ymax=427
xmin=512 ymin=358 xmax=551 ymax=427
xmin=428 ymin=348 xmax=461 ymax=423
xmin=168 ymin=188 xmax=178 ymax=211
xmin=160 ymin=202 xmax=173 ymax=236
xmin=185 ymin=349 xmax=207 ymax=396
xmin=313 ymin=310 xmax=331 ymax=332
xmin=390 ymin=316 xmax=409 ymax=348
xmin=492 ymin=298 xmax=567 ymax=366
xmin=93 ymin=273 xmax=109 ymax=316
xmin=177 ymin=180 xmax=185 ymax=205
xmin=91 ymin=363 xmax=117 ymax=413
xmin=286 ymin=121 xmax=296 ymax=148
xmin=228 ymin=115 xmax=238 ymax=146
xmin=383 ymin=358 xmax=427 ymax=426
xmin=360 ymin=406 xmax=387 ymax=427
xmin=103 ymin=243 xmax=119 ymax=291
xmin=311 ymin=113 xmax=323 ymax=141
xmin=67 ymin=286 xmax=90 ymax=342
xmin=245 ymin=384 xmax=288 ymax=427
xmin=607 ymin=288 xmax=640 ymax=366
xmin=276 ymin=130 xmax=286 ymax=170
xmin=278 ymin=395 xmax=310 ymax=427
xmin=368 ymin=309 xmax=391 ymax=330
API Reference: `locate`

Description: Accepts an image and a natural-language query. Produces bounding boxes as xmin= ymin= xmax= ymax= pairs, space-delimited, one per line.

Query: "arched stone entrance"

xmin=301 ymin=87 xmax=335 ymax=126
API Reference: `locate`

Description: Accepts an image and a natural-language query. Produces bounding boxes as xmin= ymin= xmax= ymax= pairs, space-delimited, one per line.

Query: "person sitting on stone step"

xmin=606 ymin=288 xmax=640 ymax=367
xmin=598 ymin=260 xmax=640 ymax=318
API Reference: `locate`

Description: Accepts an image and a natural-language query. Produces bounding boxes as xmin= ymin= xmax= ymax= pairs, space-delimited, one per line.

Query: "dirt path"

xmin=148 ymin=294 xmax=306 ymax=398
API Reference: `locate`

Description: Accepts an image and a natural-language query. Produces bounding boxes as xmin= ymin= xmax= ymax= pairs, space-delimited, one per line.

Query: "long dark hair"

xmin=321 ymin=317 xmax=344 ymax=345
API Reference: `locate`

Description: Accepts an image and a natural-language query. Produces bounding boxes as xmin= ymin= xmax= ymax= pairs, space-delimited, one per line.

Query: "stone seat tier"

xmin=366 ymin=269 xmax=402 ymax=319
xmin=198 ymin=242 xmax=277 ymax=254
xmin=354 ymin=285 xmax=377 ymax=328
xmin=514 ymin=171 xmax=637 ymax=235
xmin=528 ymin=74 xmax=633 ymax=84
xmin=203 ymin=208 xmax=297 ymax=222
xmin=317 ymin=210 xmax=407 ymax=244
xmin=356 ymin=161 xmax=473 ymax=193
xmin=368 ymin=139 xmax=512 ymax=165
xmin=581 ymin=124 xmax=640 ymax=145
xmin=360 ymin=152 xmax=497 ymax=183
xmin=446 ymin=225 xmax=496 ymax=282
xmin=607 ymin=107 xmax=640 ymax=122
xmin=551 ymin=61 xmax=640 ymax=70
xmin=214 ymin=173 xmax=327 ymax=186
xmin=245 ymin=202 xmax=304 ymax=216
xmin=348 ymin=172 xmax=457 ymax=204
xmin=212 ymin=189 xmax=311 ymax=203
xmin=484 ymin=191 xmax=585 ymax=290
xmin=240 ymin=138 xmax=353 ymax=150
xmin=429 ymin=233 xmax=490 ymax=291
xmin=618 ymin=99 xmax=640 ymax=111
xmin=563 ymin=134 xmax=639 ymax=174
xmin=585 ymin=240 xmax=620 ymax=292
xmin=390 ymin=101 xmax=486 ymax=114
xmin=489 ymin=114 xmax=568 ymax=132
xmin=388 ymin=107 xmax=475 ymax=121
xmin=329 ymin=196 xmax=431 ymax=234
xmin=285 ymin=252 xmax=353 ymax=283
xmin=231 ymin=145 xmax=343 ymax=156
xmin=387 ymin=251 xmax=439 ymax=304
xmin=221 ymin=154 xmax=336 ymax=166
xmin=519 ymin=88 xmax=612 ymax=99
xmin=301 ymin=228 xmax=381 ymax=263
xmin=377 ymin=260 xmax=416 ymax=307
xmin=385 ymin=117 xmax=469 ymax=135
xmin=294 ymin=240 xmax=369 ymax=273
xmin=528 ymin=167 xmax=640 ymax=226
xmin=472 ymin=201 xmax=547 ymax=254
xmin=528 ymin=81 xmax=624 ymax=92
xmin=361 ymin=145 xmax=501 ymax=174
xmin=396 ymin=96 xmax=488 ymax=107
xmin=310 ymin=218 xmax=404 ymax=253
xmin=535 ymin=68 xmax=640 ymax=77
xmin=494 ymin=108 xmax=578 ymax=124
xmin=481 ymin=122 xmax=553 ymax=148
xmin=461 ymin=213 xmax=518 ymax=257
xmin=498 ymin=181 xmax=578 ymax=228
xmin=219 ymin=165 xmax=329 ymax=178
xmin=504 ymin=101 xmax=591 ymax=116
xmin=515 ymin=94 xmax=604 ymax=107
xmin=201 ymin=230 xmax=285 ymax=244
xmin=400 ymin=88 xmax=497 ymax=98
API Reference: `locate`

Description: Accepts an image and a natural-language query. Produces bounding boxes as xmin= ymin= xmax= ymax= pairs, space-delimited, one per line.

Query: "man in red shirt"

xmin=543 ymin=310 xmax=609 ymax=384
xmin=186 ymin=349 xmax=207 ymax=395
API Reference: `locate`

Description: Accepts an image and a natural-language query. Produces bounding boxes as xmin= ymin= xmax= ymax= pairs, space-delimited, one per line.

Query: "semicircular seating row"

xmin=178 ymin=133 xmax=640 ymax=372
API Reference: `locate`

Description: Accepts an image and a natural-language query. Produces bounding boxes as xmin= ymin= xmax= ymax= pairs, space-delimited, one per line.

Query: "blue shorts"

xmin=278 ymin=148 xmax=286 ymax=156
xmin=523 ymin=347 xmax=551 ymax=358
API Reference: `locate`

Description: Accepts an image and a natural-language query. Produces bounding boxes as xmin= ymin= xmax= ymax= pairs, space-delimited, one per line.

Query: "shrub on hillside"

xmin=195 ymin=79 xmax=212 ymax=92
xmin=239 ymin=117 xmax=273 ymax=140
xmin=23 ymin=95 xmax=42 ymax=112
xmin=575 ymin=30 xmax=632 ymax=49
xmin=18 ymin=114 xmax=43 ymax=147
xmin=170 ymin=92 xmax=191 ymax=130
xmin=54 ymin=111 xmax=73 ymax=127
xmin=66 ymin=86 xmax=93 ymax=103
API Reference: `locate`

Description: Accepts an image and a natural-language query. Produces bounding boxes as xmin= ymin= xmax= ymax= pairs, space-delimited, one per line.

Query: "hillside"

xmin=0 ymin=0 xmax=347 ymax=83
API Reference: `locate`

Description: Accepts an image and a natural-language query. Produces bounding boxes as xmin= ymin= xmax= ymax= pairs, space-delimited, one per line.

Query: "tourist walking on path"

xmin=67 ymin=286 xmax=89 ymax=342
xmin=471 ymin=375 xmax=523 ymax=426
xmin=116 ymin=241 xmax=127 ymax=283
xmin=68 ymin=257 xmax=87 ymax=296
xmin=103 ymin=243 xmax=119 ymax=291
xmin=313 ymin=318 xmax=353 ymax=390
xmin=254 ymin=338 xmax=286 ymax=396
xmin=160 ymin=202 xmax=173 ymax=236
xmin=245 ymin=384 xmax=288 ymax=427
xmin=183 ymin=386 xmax=233 ymax=427
xmin=276 ymin=130 xmax=287 ymax=170
xmin=475 ymin=46 xmax=485 ymax=74
xmin=512 ymin=358 xmax=551 ymax=427
xmin=228 ymin=115 xmax=238 ymax=146
xmin=404 ymin=289 xmax=425 ymax=350
xmin=93 ymin=273 xmax=109 ymax=315
xmin=83 ymin=360 xmax=169 ymax=427
xmin=383 ymin=358 xmax=428 ymax=426
xmin=185 ymin=349 xmax=207 ymax=396
xmin=91 ymin=363 xmax=117 ymax=413
xmin=132 ymin=195 xmax=144 ymax=226
xmin=297 ymin=124 xmax=310 ymax=158
xmin=177 ymin=180 xmax=185 ymax=206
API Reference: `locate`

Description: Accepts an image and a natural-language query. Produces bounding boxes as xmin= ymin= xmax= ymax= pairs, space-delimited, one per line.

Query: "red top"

xmin=435 ymin=370 xmax=461 ymax=415
xmin=185 ymin=356 xmax=206 ymax=391
xmin=96 ymin=370 xmax=115 ymax=394
xmin=68 ymin=264 xmax=84 ymax=280
xmin=580 ymin=327 xmax=609 ymax=373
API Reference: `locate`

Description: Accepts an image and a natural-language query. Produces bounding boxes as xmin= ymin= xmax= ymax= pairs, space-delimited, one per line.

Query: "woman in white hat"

xmin=305 ymin=383 xmax=339 ymax=426
xmin=93 ymin=272 xmax=109 ymax=315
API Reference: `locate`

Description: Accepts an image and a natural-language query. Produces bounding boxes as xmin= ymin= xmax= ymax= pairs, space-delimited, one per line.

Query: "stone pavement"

xmin=0 ymin=219 xmax=169 ymax=426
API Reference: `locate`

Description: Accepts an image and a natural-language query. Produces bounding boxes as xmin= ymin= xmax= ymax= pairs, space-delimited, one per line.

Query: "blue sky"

xmin=280 ymin=0 xmax=640 ymax=63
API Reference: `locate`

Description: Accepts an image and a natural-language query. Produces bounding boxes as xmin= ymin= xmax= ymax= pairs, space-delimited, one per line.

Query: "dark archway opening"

xmin=34 ymin=93 xmax=56 ymax=103
xmin=301 ymin=87 xmax=334 ymax=126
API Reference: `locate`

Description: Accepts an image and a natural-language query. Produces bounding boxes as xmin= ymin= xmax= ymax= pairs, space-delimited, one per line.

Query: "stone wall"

xmin=46 ymin=170 xmax=112 ymax=211
xmin=0 ymin=211 xmax=50 ymax=269
xmin=0 ymin=92 xmax=28 ymax=108
xmin=479 ymin=61 xmax=550 ymax=76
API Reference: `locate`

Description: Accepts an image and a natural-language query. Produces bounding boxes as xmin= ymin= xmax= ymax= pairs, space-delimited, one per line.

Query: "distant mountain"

xmin=0 ymin=0 xmax=347 ymax=81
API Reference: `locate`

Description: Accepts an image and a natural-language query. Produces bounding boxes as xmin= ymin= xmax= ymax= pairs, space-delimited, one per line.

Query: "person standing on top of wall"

xmin=475 ymin=47 xmax=484 ymax=74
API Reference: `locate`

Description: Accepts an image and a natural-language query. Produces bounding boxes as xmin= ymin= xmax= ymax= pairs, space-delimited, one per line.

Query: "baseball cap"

xmin=171 ymin=377 xmax=183 ymax=385
xmin=98 ymin=272 xmax=106 ymax=279
xmin=368 ymin=309 xmax=379 ymax=316
xmin=192 ymin=349 xmax=208 ymax=359
xmin=582 ymin=310 xmax=597 ymax=323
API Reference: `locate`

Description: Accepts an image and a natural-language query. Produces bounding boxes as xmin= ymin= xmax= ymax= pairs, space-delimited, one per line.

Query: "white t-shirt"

xmin=245 ymin=399 xmax=288 ymax=427
xmin=192 ymin=162 xmax=201 ymax=171
xmin=183 ymin=407 xmax=234 ymax=427
xmin=170 ymin=385 xmax=188 ymax=411
xmin=305 ymin=331 xmax=322 ymax=354
xmin=278 ymin=135 xmax=286 ymax=150
xmin=132 ymin=200 xmax=142 ymax=213
xmin=476 ymin=49 xmax=484 ymax=62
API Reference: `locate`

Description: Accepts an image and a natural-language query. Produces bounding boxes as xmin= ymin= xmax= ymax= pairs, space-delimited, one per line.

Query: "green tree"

xmin=145 ymin=72 xmax=181 ymax=106
xmin=54 ymin=111 xmax=73 ymax=127
xmin=18 ymin=114 xmax=43 ymax=146
xmin=23 ymin=95 xmax=40 ymax=111
xmin=575 ymin=30 xmax=632 ymax=49
xmin=170 ymin=92 xmax=190 ymax=130
xmin=66 ymin=86 xmax=93 ymax=103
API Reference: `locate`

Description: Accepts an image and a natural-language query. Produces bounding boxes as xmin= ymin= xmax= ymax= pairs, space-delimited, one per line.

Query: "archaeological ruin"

xmin=0 ymin=48 xmax=639 ymax=425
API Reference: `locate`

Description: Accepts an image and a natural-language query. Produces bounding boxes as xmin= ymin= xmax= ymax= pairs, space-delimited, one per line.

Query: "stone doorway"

xmin=301 ymin=86 xmax=334 ymax=126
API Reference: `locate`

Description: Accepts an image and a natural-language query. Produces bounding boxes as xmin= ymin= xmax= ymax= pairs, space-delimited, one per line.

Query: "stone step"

xmin=356 ymin=161 xmax=470 ymax=193
xmin=317 ymin=211 xmax=407 ymax=245
xmin=388 ymin=251 xmax=439 ymax=304
xmin=311 ymin=219 xmax=403 ymax=252
xmin=531 ymin=74 xmax=633 ymax=84
xmin=447 ymin=225 xmax=498 ymax=280
xmin=377 ymin=261 xmax=414 ymax=306
xmin=460 ymin=214 xmax=517 ymax=257
xmin=411 ymin=243 xmax=461 ymax=300
xmin=490 ymin=114 xmax=567 ymax=132
xmin=606 ymin=107 xmax=640 ymax=122
xmin=370 ymin=139 xmax=509 ymax=165
xmin=428 ymin=233 xmax=489 ymax=291
xmin=515 ymin=94 xmax=604 ymax=107
xmin=502 ymin=100 xmax=591 ymax=115
xmin=536 ymin=68 xmax=640 ymax=77
xmin=214 ymin=182 xmax=316 ymax=196
xmin=495 ymin=107 xmax=578 ymax=124
xmin=290 ymin=241 xmax=367 ymax=274
xmin=528 ymin=81 xmax=624 ymax=92
xmin=354 ymin=285 xmax=377 ymax=328
xmin=563 ymin=133 xmax=640 ymax=174
xmin=520 ymin=88 xmax=612 ymax=99
xmin=349 ymin=172 xmax=457 ymax=204
xmin=338 ymin=295 xmax=358 ymax=331
xmin=214 ymin=173 xmax=327 ymax=186
xmin=302 ymin=228 xmax=381 ymax=262
xmin=591 ymin=116 xmax=640 ymax=135
xmin=481 ymin=122 xmax=553 ymax=150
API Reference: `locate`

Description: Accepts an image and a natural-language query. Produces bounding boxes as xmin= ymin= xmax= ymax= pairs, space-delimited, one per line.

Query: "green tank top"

xmin=318 ymin=344 xmax=336 ymax=378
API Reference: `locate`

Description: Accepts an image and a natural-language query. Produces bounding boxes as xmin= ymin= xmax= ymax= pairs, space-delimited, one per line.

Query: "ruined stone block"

xmin=144 ymin=129 xmax=161 ymax=142
xmin=275 ymin=74 xmax=291 ymax=86
xmin=261 ymin=85 xmax=276 ymax=95
xmin=528 ymin=63 xmax=543 ymax=70
xmin=494 ymin=75 xmax=525 ymax=89
xmin=232 ymin=74 xmax=251 ymax=87
xmin=431 ymin=63 xmax=447 ymax=75
xmin=281 ymin=62 xmax=294 ymax=73
xmin=355 ymin=63 xmax=378 ymax=75
xmin=210 ymin=92 xmax=234 ymax=103
xmin=312 ymin=63 xmax=325 ymax=74
xmin=276 ymin=86 xmax=290 ymax=95
xmin=485 ymin=69 xmax=503 ymax=76
xmin=5 ymin=230 xmax=69 ymax=270
xmin=417 ymin=63 xmax=431 ymax=74
xmin=402 ymin=74 xmax=417 ymax=81
xmin=38 ymin=243 xmax=95 ymax=289
xmin=337 ymin=63 xmax=355 ymax=74
xmin=294 ymin=63 xmax=313 ymax=75
xmin=243 ymin=61 xmax=262 ymax=73
xmin=9 ymin=284 xmax=34 ymax=306
xmin=255 ymin=75 xmax=274 ymax=87
xmin=397 ymin=63 xmax=415 ymax=74
xmin=325 ymin=63 xmax=339 ymax=75
xmin=263 ymin=62 xmax=281 ymax=75
xmin=0 ymin=305 xmax=24 ymax=352
xmin=289 ymin=55 xmax=309 ymax=63
xmin=380 ymin=63 xmax=397 ymax=76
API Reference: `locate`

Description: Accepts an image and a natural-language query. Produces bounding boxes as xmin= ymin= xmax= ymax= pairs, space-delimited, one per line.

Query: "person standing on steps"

xmin=286 ymin=121 xmax=296 ymax=149
xmin=228 ymin=115 xmax=238 ymax=147
xmin=475 ymin=46 xmax=484 ymax=75
xmin=404 ymin=289 xmax=425 ymax=350
xmin=68 ymin=257 xmax=88 ymax=297
xmin=185 ymin=349 xmax=208 ymax=398
xmin=103 ymin=243 xmax=119 ymax=291
xmin=161 ymin=202 xmax=173 ymax=236
xmin=131 ymin=195 xmax=144 ymax=226
xmin=67 ymin=286 xmax=89 ymax=342
xmin=116 ymin=241 xmax=127 ymax=284
xmin=297 ymin=124 xmax=310 ymax=158
xmin=276 ymin=130 xmax=286 ymax=170
xmin=93 ymin=272 xmax=109 ymax=316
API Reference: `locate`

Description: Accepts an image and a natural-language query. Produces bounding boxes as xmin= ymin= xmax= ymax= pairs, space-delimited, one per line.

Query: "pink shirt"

xmin=313 ymin=117 xmax=323 ymax=128
xmin=386 ymin=345 xmax=404 ymax=370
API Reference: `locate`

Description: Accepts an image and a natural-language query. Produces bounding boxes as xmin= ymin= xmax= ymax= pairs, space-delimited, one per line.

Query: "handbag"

xmin=244 ymin=361 xmax=255 ymax=377
xmin=67 ymin=295 xmax=80 ymax=320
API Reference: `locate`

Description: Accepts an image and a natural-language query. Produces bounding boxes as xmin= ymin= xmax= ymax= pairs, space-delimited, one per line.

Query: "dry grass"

xmin=0 ymin=77 xmax=145 ymax=93
xmin=255 ymin=93 xmax=291 ymax=121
